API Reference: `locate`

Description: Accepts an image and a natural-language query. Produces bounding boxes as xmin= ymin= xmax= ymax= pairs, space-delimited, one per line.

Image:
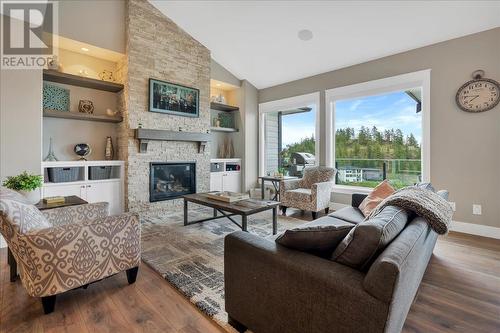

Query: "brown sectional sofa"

xmin=224 ymin=193 xmax=443 ymax=333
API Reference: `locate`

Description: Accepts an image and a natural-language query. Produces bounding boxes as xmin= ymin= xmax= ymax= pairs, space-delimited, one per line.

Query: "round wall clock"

xmin=456 ymin=70 xmax=500 ymax=113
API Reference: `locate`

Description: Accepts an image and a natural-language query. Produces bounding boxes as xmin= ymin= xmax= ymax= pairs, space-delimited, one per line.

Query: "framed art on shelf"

xmin=149 ymin=78 xmax=199 ymax=117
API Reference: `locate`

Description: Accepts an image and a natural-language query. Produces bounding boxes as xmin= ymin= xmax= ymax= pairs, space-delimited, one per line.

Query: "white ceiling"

xmin=150 ymin=1 xmax=500 ymax=89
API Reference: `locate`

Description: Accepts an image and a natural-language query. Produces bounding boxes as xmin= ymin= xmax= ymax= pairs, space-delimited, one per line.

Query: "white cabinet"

xmin=209 ymin=172 xmax=241 ymax=192
xmin=209 ymin=159 xmax=242 ymax=192
xmin=43 ymin=183 xmax=86 ymax=198
xmin=85 ymin=181 xmax=123 ymax=215
xmin=210 ymin=172 xmax=224 ymax=191
xmin=42 ymin=161 xmax=124 ymax=215
xmin=224 ymin=172 xmax=240 ymax=192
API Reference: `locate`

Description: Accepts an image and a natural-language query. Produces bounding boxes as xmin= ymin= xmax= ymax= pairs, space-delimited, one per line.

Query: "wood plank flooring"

xmin=1 ymin=229 xmax=499 ymax=333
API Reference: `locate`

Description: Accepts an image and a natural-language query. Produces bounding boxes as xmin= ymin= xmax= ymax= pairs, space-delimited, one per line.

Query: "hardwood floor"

xmin=1 ymin=228 xmax=499 ymax=333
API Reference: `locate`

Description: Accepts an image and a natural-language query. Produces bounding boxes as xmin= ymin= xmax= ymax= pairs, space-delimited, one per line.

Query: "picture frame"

xmin=149 ymin=78 xmax=199 ymax=117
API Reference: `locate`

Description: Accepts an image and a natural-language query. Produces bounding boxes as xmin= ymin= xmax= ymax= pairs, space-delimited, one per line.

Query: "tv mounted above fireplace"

xmin=150 ymin=162 xmax=196 ymax=202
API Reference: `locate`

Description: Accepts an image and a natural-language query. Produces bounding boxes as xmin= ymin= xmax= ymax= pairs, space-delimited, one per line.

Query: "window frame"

xmin=258 ymin=92 xmax=320 ymax=177
xmin=325 ymin=70 xmax=431 ymax=194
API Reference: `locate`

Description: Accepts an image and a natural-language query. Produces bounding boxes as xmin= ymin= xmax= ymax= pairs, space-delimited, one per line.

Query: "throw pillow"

xmin=359 ymin=180 xmax=395 ymax=217
xmin=276 ymin=216 xmax=355 ymax=254
xmin=0 ymin=194 xmax=51 ymax=234
xmin=331 ymin=205 xmax=409 ymax=270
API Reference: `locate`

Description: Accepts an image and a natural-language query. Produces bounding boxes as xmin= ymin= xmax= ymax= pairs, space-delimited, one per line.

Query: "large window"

xmin=326 ymin=70 xmax=430 ymax=191
xmin=259 ymin=93 xmax=320 ymax=177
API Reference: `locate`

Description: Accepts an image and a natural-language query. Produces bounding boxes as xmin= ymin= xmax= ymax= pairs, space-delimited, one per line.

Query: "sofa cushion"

xmin=359 ymin=180 xmax=395 ymax=217
xmin=276 ymin=216 xmax=354 ymax=255
xmin=0 ymin=189 xmax=51 ymax=234
xmin=331 ymin=205 xmax=409 ymax=270
xmin=329 ymin=206 xmax=365 ymax=224
xmin=286 ymin=188 xmax=312 ymax=202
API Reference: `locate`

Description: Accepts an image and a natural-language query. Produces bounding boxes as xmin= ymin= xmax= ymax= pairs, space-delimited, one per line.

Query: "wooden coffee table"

xmin=183 ymin=193 xmax=280 ymax=235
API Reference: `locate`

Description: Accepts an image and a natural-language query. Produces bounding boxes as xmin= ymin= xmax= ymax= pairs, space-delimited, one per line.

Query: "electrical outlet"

xmin=472 ymin=204 xmax=482 ymax=215
xmin=449 ymin=202 xmax=456 ymax=212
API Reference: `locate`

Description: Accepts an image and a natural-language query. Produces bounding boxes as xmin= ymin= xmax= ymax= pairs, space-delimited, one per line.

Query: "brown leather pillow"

xmin=359 ymin=180 xmax=395 ymax=217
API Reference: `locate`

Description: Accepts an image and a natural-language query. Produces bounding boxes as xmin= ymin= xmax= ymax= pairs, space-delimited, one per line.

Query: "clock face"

xmin=456 ymin=78 xmax=500 ymax=112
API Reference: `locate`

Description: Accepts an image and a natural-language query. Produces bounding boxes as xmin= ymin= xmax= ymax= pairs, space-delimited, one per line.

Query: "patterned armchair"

xmin=279 ymin=166 xmax=336 ymax=219
xmin=0 ymin=187 xmax=141 ymax=314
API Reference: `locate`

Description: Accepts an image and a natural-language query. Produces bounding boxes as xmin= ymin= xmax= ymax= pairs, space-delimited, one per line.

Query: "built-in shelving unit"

xmin=210 ymin=126 xmax=239 ymax=133
xmin=210 ymin=102 xmax=239 ymax=112
xmin=41 ymin=160 xmax=124 ymax=215
xmin=43 ymin=69 xmax=124 ymax=92
xmin=43 ymin=109 xmax=123 ymax=123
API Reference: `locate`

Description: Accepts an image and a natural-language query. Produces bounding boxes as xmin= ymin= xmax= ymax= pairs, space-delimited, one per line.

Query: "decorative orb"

xmin=74 ymin=143 xmax=91 ymax=160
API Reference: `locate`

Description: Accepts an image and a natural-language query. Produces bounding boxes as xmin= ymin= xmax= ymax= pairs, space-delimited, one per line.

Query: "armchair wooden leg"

xmin=8 ymin=248 xmax=17 ymax=282
xmin=126 ymin=266 xmax=139 ymax=284
xmin=325 ymin=207 xmax=330 ymax=214
xmin=312 ymin=211 xmax=317 ymax=220
xmin=41 ymin=295 xmax=57 ymax=314
xmin=228 ymin=315 xmax=247 ymax=333
xmin=281 ymin=206 xmax=287 ymax=215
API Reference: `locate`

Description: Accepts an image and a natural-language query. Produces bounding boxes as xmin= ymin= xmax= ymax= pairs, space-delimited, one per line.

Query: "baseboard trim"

xmin=450 ymin=221 xmax=500 ymax=239
xmin=331 ymin=202 xmax=500 ymax=240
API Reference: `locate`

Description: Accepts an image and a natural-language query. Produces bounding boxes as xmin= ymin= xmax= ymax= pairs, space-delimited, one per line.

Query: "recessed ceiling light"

xmin=81 ymin=47 xmax=89 ymax=52
xmin=216 ymin=83 xmax=221 ymax=87
xmin=298 ymin=29 xmax=313 ymax=41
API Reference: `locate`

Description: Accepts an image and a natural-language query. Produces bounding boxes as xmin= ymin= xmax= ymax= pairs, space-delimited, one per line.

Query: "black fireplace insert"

xmin=150 ymin=162 xmax=196 ymax=202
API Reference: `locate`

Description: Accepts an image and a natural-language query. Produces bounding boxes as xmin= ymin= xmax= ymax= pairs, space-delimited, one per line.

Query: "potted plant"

xmin=3 ymin=171 xmax=43 ymax=204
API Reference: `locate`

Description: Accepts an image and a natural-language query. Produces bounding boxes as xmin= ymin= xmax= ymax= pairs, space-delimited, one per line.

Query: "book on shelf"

xmin=206 ymin=191 xmax=250 ymax=203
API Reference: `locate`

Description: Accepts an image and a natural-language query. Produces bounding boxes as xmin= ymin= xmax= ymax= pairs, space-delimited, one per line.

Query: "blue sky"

xmin=281 ymin=90 xmax=421 ymax=147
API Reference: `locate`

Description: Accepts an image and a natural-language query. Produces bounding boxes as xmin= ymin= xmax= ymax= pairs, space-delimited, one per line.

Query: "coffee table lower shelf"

xmin=183 ymin=193 xmax=280 ymax=235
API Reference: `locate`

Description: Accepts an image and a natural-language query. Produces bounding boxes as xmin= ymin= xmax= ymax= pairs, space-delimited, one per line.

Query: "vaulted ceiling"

xmin=150 ymin=1 xmax=500 ymax=89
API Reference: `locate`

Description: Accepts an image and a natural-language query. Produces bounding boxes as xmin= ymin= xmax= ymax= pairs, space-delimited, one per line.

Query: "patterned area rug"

xmin=140 ymin=207 xmax=304 ymax=329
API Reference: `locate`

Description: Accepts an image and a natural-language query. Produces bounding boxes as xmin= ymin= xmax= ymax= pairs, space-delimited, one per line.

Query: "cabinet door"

xmin=223 ymin=172 xmax=241 ymax=193
xmin=85 ymin=181 xmax=123 ymax=215
xmin=210 ymin=172 xmax=224 ymax=191
xmin=43 ymin=183 xmax=86 ymax=199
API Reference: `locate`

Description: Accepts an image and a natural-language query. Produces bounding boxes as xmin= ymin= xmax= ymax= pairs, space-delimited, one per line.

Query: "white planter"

xmin=19 ymin=189 xmax=41 ymax=205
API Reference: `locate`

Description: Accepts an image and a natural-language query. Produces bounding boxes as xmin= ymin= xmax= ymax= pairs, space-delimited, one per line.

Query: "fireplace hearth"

xmin=150 ymin=162 xmax=196 ymax=202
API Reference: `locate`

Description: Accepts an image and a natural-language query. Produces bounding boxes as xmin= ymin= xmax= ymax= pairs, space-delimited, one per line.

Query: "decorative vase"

xmin=44 ymin=137 xmax=59 ymax=161
xmin=19 ymin=189 xmax=41 ymax=205
xmin=47 ymin=55 xmax=60 ymax=71
xmin=105 ymin=136 xmax=114 ymax=160
xmin=229 ymin=139 xmax=235 ymax=158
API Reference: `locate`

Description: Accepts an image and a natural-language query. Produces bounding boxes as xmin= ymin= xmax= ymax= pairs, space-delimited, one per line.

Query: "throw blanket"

xmin=367 ymin=186 xmax=453 ymax=234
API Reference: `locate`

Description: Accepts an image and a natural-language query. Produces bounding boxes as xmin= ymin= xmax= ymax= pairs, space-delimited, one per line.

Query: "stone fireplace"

xmin=150 ymin=162 xmax=196 ymax=202
xmin=117 ymin=0 xmax=211 ymax=213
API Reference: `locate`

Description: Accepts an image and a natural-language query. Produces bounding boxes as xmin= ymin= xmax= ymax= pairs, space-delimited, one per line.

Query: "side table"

xmin=259 ymin=176 xmax=298 ymax=201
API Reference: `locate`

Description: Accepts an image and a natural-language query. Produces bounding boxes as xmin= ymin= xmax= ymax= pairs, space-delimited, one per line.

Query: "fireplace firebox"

xmin=150 ymin=162 xmax=196 ymax=202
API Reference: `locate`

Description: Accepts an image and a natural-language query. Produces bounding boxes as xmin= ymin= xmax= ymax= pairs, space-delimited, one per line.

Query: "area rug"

xmin=140 ymin=207 xmax=304 ymax=329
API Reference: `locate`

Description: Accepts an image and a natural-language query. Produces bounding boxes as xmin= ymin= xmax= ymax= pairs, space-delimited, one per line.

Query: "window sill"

xmin=332 ymin=185 xmax=372 ymax=195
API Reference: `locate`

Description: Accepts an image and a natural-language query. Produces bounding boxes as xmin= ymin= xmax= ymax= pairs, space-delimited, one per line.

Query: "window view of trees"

xmin=335 ymin=126 xmax=421 ymax=188
xmin=334 ymin=90 xmax=422 ymax=188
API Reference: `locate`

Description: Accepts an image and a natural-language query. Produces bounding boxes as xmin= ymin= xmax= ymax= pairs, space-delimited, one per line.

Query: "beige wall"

xmin=211 ymin=59 xmax=241 ymax=87
xmin=259 ymin=28 xmax=500 ymax=228
xmin=240 ymin=80 xmax=259 ymax=191
xmin=0 ymin=69 xmax=43 ymax=181
xmin=58 ymin=0 xmax=125 ymax=53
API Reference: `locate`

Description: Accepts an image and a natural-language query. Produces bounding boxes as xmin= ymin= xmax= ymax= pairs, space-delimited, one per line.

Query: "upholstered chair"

xmin=0 ymin=187 xmax=141 ymax=314
xmin=279 ymin=166 xmax=336 ymax=219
